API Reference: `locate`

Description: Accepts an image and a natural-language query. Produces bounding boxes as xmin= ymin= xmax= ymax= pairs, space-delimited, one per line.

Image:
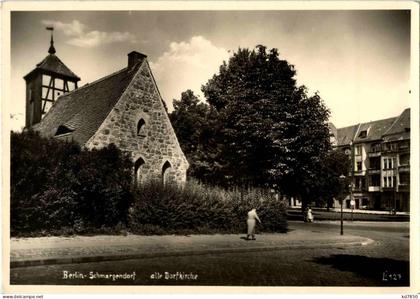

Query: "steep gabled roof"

xmin=383 ymin=108 xmax=410 ymax=135
xmin=353 ymin=117 xmax=397 ymax=144
xmin=334 ymin=109 xmax=409 ymax=146
xmin=336 ymin=124 xmax=359 ymax=146
xmin=24 ymin=54 xmax=80 ymax=81
xmin=382 ymin=108 xmax=410 ymax=141
xmin=36 ymin=62 xmax=143 ymax=145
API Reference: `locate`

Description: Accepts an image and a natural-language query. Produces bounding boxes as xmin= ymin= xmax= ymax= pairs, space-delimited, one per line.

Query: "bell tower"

xmin=24 ymin=27 xmax=80 ymax=128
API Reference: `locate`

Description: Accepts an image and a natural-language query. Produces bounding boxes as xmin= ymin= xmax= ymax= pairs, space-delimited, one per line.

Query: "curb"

xmin=10 ymin=237 xmax=374 ymax=269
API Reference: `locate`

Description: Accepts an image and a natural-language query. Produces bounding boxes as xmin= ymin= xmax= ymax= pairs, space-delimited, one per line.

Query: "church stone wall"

xmin=85 ymin=62 xmax=189 ymax=184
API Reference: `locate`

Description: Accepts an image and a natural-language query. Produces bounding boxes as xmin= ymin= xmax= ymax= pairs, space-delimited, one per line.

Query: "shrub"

xmin=128 ymin=180 xmax=288 ymax=234
xmin=11 ymin=131 xmax=287 ymax=236
xmin=72 ymin=144 xmax=133 ymax=227
xmin=10 ymin=130 xmax=133 ymax=236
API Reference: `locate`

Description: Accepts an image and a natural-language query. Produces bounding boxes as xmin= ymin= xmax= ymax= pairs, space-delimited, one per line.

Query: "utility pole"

xmin=339 ymin=174 xmax=346 ymax=236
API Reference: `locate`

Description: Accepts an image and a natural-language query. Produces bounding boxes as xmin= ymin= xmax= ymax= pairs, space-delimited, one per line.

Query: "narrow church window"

xmin=162 ymin=161 xmax=172 ymax=186
xmin=137 ymin=118 xmax=146 ymax=137
xmin=134 ymin=157 xmax=145 ymax=184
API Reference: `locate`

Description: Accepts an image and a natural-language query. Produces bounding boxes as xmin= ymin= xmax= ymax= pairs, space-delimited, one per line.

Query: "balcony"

xmin=368 ymin=151 xmax=381 ymax=157
xmin=368 ymin=186 xmax=380 ymax=192
xmin=398 ymin=165 xmax=410 ymax=173
xmin=382 ymin=144 xmax=398 ymax=153
xmin=368 ymin=168 xmax=380 ymax=174
xmin=399 ymin=143 xmax=410 ymax=151
xmin=353 ymin=170 xmax=366 ymax=176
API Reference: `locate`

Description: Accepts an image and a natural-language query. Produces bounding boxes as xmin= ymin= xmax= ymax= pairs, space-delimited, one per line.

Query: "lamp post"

xmin=339 ymin=174 xmax=346 ymax=236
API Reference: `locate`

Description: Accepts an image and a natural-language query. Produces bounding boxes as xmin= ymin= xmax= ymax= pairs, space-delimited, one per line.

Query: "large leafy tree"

xmin=202 ymin=46 xmax=331 ymax=205
xmin=171 ymin=46 xmax=332 ymax=209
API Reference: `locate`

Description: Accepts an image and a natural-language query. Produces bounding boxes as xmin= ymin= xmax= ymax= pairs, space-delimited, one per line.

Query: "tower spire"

xmin=46 ymin=26 xmax=56 ymax=55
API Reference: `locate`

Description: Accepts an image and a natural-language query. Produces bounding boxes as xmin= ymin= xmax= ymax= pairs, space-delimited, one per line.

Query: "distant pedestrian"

xmin=305 ymin=207 xmax=314 ymax=223
xmin=246 ymin=208 xmax=261 ymax=240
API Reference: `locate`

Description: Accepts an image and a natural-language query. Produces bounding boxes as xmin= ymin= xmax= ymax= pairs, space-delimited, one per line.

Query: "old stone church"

xmin=24 ymin=34 xmax=189 ymax=184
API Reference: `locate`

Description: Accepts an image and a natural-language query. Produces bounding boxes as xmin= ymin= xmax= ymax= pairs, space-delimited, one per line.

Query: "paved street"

xmin=10 ymin=221 xmax=409 ymax=286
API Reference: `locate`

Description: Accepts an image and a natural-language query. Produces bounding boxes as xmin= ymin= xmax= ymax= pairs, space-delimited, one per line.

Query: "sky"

xmin=10 ymin=10 xmax=411 ymax=131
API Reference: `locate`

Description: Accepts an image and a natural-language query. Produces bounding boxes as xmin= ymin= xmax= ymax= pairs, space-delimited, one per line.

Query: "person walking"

xmin=304 ymin=207 xmax=314 ymax=222
xmin=246 ymin=208 xmax=261 ymax=240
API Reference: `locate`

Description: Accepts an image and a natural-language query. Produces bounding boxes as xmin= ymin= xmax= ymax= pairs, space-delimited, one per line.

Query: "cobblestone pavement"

xmin=9 ymin=221 xmax=409 ymax=286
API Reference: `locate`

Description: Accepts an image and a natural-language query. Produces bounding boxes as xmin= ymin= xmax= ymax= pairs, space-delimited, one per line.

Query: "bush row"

xmin=128 ymin=180 xmax=288 ymax=235
xmin=11 ymin=131 xmax=287 ymax=237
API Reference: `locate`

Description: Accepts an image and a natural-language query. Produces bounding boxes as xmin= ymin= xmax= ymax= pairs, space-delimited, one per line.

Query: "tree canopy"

xmin=170 ymin=45 xmax=334 ymax=207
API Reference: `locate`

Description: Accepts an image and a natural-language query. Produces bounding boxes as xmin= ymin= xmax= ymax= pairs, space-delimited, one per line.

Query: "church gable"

xmin=85 ymin=59 xmax=189 ymax=184
xmin=35 ymin=66 xmax=139 ymax=145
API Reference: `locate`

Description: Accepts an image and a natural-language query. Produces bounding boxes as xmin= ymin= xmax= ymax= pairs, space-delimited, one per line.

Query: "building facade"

xmin=333 ymin=109 xmax=410 ymax=212
xmin=25 ymin=36 xmax=189 ymax=185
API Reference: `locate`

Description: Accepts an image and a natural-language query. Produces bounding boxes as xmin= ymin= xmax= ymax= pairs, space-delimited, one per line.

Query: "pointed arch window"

xmin=134 ymin=157 xmax=145 ymax=184
xmin=137 ymin=118 xmax=146 ymax=137
xmin=162 ymin=161 xmax=172 ymax=186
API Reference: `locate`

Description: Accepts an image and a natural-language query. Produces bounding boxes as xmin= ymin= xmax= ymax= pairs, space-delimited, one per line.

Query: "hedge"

xmin=128 ymin=180 xmax=288 ymax=234
xmin=10 ymin=130 xmax=133 ymax=236
xmin=11 ymin=130 xmax=288 ymax=236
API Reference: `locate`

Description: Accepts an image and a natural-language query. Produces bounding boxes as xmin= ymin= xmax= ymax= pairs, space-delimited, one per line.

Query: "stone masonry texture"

xmin=85 ymin=61 xmax=189 ymax=184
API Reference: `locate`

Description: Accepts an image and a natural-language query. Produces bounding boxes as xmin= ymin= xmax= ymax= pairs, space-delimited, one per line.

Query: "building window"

xmin=400 ymin=173 xmax=410 ymax=185
xmin=383 ymin=157 xmax=393 ymax=170
xmin=358 ymin=130 xmax=367 ymax=138
xmin=399 ymin=154 xmax=409 ymax=166
xmin=162 ymin=161 xmax=172 ymax=185
xmin=137 ymin=118 xmax=146 ymax=137
xmin=354 ymin=145 xmax=362 ymax=156
xmin=356 ymin=161 xmax=362 ymax=171
xmin=369 ymin=157 xmax=380 ymax=170
xmin=355 ymin=178 xmax=360 ymax=189
xmin=370 ymin=175 xmax=380 ymax=186
xmin=134 ymin=157 xmax=145 ymax=184
xmin=383 ymin=176 xmax=394 ymax=188
xmin=370 ymin=143 xmax=381 ymax=153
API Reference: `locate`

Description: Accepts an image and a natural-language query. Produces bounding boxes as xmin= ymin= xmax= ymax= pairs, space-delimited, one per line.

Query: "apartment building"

xmin=333 ymin=108 xmax=410 ymax=212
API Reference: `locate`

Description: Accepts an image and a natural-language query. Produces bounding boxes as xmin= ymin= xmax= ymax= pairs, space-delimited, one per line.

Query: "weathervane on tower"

xmin=46 ymin=26 xmax=56 ymax=54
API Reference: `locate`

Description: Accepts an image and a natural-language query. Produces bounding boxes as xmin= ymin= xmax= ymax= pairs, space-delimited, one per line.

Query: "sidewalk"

xmin=287 ymin=208 xmax=409 ymax=222
xmin=10 ymin=229 xmax=373 ymax=269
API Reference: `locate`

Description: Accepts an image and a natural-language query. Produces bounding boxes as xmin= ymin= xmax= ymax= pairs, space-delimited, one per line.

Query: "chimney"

xmin=128 ymin=51 xmax=147 ymax=69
